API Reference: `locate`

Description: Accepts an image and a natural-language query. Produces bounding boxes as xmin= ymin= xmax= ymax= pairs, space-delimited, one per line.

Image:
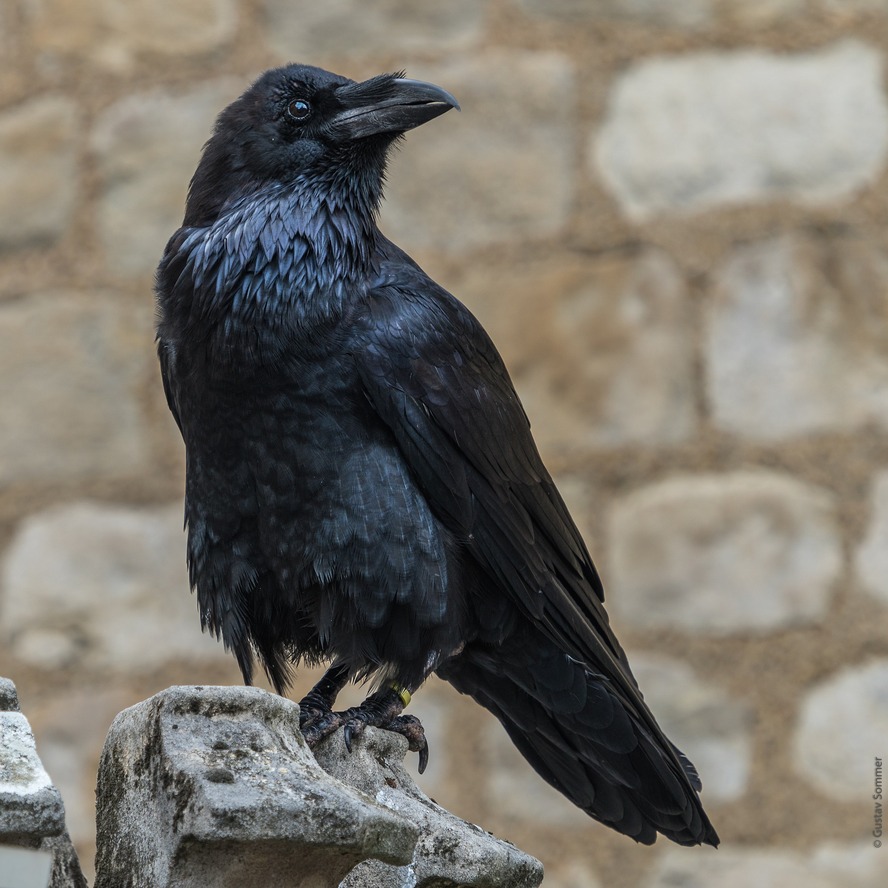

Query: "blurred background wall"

xmin=1 ymin=1 xmax=888 ymax=885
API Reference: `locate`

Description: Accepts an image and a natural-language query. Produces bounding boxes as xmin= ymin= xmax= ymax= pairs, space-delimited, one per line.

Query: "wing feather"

xmin=351 ymin=253 xmax=637 ymax=686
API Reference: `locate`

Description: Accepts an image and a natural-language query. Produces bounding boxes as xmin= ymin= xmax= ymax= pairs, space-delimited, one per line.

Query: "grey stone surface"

xmin=0 ymin=97 xmax=79 ymax=249
xmin=94 ymin=685 xmax=417 ymax=888
xmin=0 ymin=680 xmax=87 ymax=888
xmin=854 ymin=472 xmax=888 ymax=605
xmin=631 ymin=655 xmax=754 ymax=802
xmin=0 ymin=291 xmax=152 ymax=486
xmin=707 ymin=234 xmax=888 ymax=440
xmin=793 ymin=659 xmax=888 ymax=802
xmin=519 ymin=0 xmax=888 ymax=26
xmin=264 ymin=0 xmax=487 ymax=60
xmin=517 ymin=0 xmax=714 ymax=28
xmin=648 ymin=843 xmax=883 ymax=888
xmin=380 ymin=51 xmax=575 ymax=251
xmin=608 ymin=472 xmax=841 ymax=634
xmin=92 ymin=79 xmax=238 ymax=275
xmin=27 ymin=0 xmax=237 ymax=68
xmin=593 ymin=41 xmax=888 ymax=219
xmin=1 ymin=501 xmax=234 ymax=672
xmin=0 ymin=710 xmax=64 ymax=839
xmin=315 ymin=727 xmax=544 ymax=888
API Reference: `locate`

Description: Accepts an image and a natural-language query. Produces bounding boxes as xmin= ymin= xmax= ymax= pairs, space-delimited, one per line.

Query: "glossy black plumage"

xmin=155 ymin=63 xmax=719 ymax=847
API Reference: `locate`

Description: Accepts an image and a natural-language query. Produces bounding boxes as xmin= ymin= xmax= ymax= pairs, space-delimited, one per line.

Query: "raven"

xmin=156 ymin=63 xmax=719 ymax=847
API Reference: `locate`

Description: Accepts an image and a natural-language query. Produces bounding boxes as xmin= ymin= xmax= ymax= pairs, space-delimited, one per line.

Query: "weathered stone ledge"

xmin=1 ymin=678 xmax=543 ymax=888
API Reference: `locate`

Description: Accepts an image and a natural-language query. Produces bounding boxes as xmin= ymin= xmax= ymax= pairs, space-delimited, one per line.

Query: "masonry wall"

xmin=1 ymin=2 xmax=887 ymax=886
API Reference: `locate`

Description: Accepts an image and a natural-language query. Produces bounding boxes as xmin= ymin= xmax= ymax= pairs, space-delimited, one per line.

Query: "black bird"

xmin=156 ymin=63 xmax=719 ymax=848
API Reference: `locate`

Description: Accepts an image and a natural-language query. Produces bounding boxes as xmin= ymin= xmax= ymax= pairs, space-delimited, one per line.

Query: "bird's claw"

xmin=342 ymin=718 xmax=365 ymax=753
xmin=385 ymin=714 xmax=429 ymax=774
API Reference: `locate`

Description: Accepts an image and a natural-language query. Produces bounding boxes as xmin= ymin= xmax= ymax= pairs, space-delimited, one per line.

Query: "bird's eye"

xmin=287 ymin=99 xmax=311 ymax=121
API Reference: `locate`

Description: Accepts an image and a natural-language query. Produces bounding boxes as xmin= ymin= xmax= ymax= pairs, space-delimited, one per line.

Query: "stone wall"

xmin=1 ymin=1 xmax=887 ymax=885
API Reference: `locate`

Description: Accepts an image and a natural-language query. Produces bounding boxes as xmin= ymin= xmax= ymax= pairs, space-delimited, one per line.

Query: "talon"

xmin=343 ymin=719 xmax=366 ymax=753
xmin=418 ymin=739 xmax=429 ymax=774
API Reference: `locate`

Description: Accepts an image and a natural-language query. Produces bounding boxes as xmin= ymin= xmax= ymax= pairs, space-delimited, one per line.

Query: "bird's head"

xmin=185 ymin=64 xmax=459 ymax=227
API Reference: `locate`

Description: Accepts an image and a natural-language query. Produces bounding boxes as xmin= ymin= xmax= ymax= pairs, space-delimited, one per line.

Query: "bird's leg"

xmin=340 ymin=684 xmax=429 ymax=774
xmin=298 ymin=662 xmax=350 ymax=732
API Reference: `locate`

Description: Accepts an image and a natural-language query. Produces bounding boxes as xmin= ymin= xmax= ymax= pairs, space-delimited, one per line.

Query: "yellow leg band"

xmin=392 ymin=684 xmax=411 ymax=708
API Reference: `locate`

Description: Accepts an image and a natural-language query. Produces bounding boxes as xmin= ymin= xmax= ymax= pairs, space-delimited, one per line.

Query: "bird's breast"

xmin=178 ymin=349 xmax=448 ymax=591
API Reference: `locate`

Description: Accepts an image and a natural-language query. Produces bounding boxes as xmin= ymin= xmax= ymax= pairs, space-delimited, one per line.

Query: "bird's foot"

xmin=300 ymin=708 xmax=345 ymax=746
xmin=300 ymin=686 xmax=429 ymax=774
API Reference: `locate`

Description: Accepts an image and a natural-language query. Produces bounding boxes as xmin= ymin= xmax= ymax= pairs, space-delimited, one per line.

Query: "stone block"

xmin=517 ymin=0 xmax=713 ymax=28
xmin=539 ymin=247 xmax=695 ymax=449
xmin=706 ymin=234 xmax=888 ymax=440
xmin=648 ymin=843 xmax=883 ymax=888
xmin=0 ymin=711 xmax=65 ymax=841
xmin=453 ymin=248 xmax=696 ymax=454
xmin=593 ymin=41 xmax=888 ymax=219
xmin=855 ymin=471 xmax=888 ymax=606
xmin=26 ymin=0 xmax=237 ymax=67
xmin=315 ymin=727 xmax=544 ymax=888
xmin=0 ymin=678 xmax=87 ymax=888
xmin=792 ymin=659 xmax=888 ymax=801
xmin=92 ymin=80 xmax=238 ymax=276
xmin=719 ymin=0 xmax=806 ymax=24
xmin=107 ymin=0 xmax=236 ymax=56
xmin=263 ymin=0 xmax=487 ymax=61
xmin=380 ymin=51 xmax=575 ymax=251
xmin=820 ymin=0 xmax=888 ymax=14
xmin=0 ymin=97 xmax=79 ymax=249
xmin=94 ymin=685 xmax=418 ymax=888
xmin=1 ymin=501 xmax=234 ymax=673
xmin=608 ymin=472 xmax=841 ymax=634
xmin=0 ymin=291 xmax=152 ymax=487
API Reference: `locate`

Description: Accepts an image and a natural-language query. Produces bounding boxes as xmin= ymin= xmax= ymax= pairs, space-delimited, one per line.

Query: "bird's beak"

xmin=330 ymin=76 xmax=460 ymax=141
